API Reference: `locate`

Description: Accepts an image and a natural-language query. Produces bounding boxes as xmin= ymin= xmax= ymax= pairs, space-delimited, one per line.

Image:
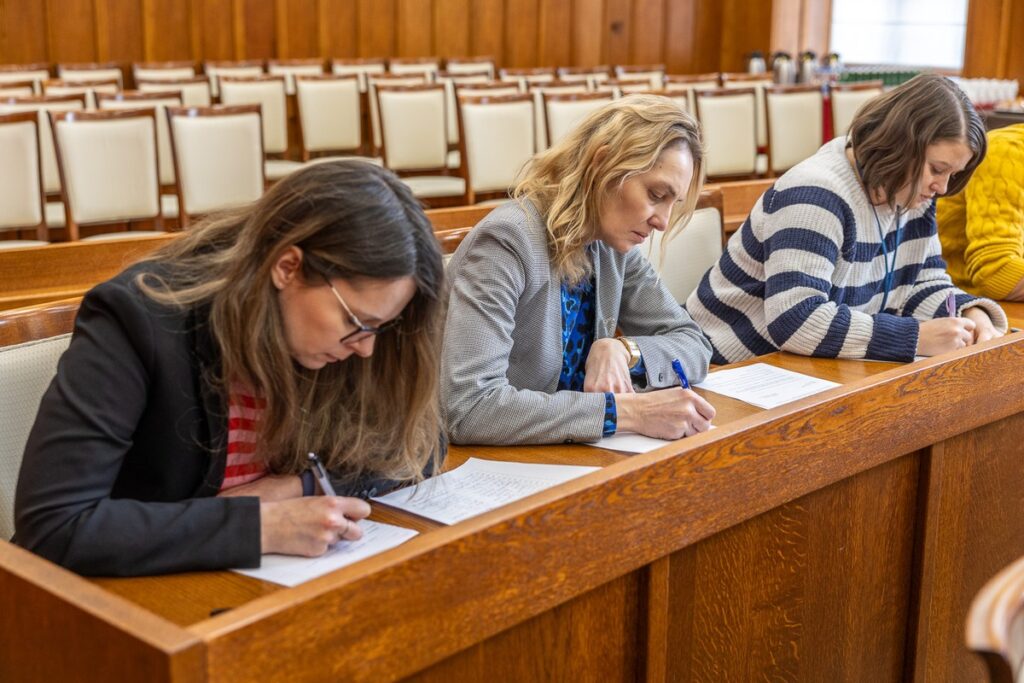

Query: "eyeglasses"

xmin=327 ymin=281 xmax=402 ymax=343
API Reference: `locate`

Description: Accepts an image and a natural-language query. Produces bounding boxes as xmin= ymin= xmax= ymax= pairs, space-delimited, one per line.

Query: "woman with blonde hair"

xmin=15 ymin=161 xmax=445 ymax=576
xmin=442 ymin=94 xmax=715 ymax=445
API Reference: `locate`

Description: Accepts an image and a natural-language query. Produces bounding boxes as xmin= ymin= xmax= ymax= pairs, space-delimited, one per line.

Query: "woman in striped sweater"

xmin=686 ymin=74 xmax=1007 ymax=364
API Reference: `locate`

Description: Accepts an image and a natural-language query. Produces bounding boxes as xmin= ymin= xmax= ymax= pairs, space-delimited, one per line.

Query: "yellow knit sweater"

xmin=937 ymin=123 xmax=1024 ymax=299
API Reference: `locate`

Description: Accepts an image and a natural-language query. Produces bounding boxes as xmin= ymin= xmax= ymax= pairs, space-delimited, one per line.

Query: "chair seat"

xmin=0 ymin=239 xmax=48 ymax=250
xmin=81 ymin=230 xmax=167 ymax=242
xmin=45 ymin=202 xmax=65 ymax=228
xmin=447 ymin=149 xmax=460 ymax=169
xmin=400 ymin=176 xmax=466 ymax=199
xmin=265 ymin=159 xmax=307 ymax=180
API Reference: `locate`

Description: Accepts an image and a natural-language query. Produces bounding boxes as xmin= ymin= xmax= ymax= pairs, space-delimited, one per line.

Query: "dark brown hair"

xmin=848 ymin=73 xmax=986 ymax=208
xmin=138 ymin=161 xmax=444 ymax=486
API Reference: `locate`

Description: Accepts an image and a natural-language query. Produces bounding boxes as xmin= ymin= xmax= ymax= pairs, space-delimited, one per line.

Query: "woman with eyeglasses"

xmin=14 ymin=161 xmax=445 ymax=576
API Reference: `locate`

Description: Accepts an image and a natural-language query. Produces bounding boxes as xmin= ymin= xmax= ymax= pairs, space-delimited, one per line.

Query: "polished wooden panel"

xmin=966 ymin=553 xmax=1024 ymax=683
xmin=0 ymin=0 xmax=48 ymax=64
xmin=95 ymin=0 xmax=144 ymax=64
xmin=45 ymin=0 xmax=97 ymax=63
xmin=319 ymin=0 xmax=358 ymax=58
xmin=504 ymin=0 xmax=539 ymax=67
xmin=571 ymin=0 xmax=604 ymax=67
xmin=631 ymin=0 xmax=664 ymax=65
xmin=433 ymin=0 xmax=470 ymax=57
xmin=0 ymin=298 xmax=80 ymax=346
xmin=143 ymin=0 xmax=192 ymax=62
xmin=276 ymin=0 xmax=320 ymax=58
xmin=537 ymin=0 xmax=571 ymax=69
xmin=194 ymin=0 xmax=236 ymax=60
xmin=358 ymin=0 xmax=395 ymax=57
xmin=397 ymin=0 xmax=434 ymax=56
xmin=241 ymin=0 xmax=275 ymax=59
xmin=604 ymin=0 xmax=631 ymax=67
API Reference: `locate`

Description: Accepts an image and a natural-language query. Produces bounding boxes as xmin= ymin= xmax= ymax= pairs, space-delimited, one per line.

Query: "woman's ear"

xmin=271 ymin=246 xmax=304 ymax=290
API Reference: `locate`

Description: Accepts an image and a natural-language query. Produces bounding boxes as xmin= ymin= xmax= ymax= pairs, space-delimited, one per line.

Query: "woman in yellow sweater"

xmin=937 ymin=123 xmax=1024 ymax=300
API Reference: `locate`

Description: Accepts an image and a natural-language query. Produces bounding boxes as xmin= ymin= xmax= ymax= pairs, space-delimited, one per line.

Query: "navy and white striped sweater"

xmin=686 ymin=137 xmax=1008 ymax=364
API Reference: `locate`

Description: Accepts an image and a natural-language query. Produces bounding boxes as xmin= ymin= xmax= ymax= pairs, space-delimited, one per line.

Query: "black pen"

xmin=307 ymin=452 xmax=337 ymax=497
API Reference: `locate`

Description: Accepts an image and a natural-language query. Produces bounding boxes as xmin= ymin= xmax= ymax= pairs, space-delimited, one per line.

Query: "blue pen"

xmin=671 ymin=358 xmax=690 ymax=389
xmin=945 ymin=291 xmax=957 ymax=318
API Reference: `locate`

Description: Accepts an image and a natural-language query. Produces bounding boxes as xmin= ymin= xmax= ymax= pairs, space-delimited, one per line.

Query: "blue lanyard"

xmin=869 ymin=202 xmax=902 ymax=312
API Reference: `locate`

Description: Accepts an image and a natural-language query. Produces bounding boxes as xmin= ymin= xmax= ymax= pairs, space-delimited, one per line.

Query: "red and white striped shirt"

xmin=219 ymin=383 xmax=268 ymax=492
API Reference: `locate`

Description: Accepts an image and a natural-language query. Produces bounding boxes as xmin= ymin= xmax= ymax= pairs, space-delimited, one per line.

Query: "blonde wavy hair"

xmin=514 ymin=94 xmax=705 ymax=284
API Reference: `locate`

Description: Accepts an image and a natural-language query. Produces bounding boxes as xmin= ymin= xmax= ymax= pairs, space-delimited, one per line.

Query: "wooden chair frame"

xmin=0 ymin=297 xmax=80 ymax=346
xmin=131 ymin=61 xmax=196 ymax=85
xmin=455 ymin=92 xmax=535 ymax=205
xmin=0 ymin=80 xmax=38 ymax=97
xmin=57 ymin=62 xmax=124 ymax=88
xmin=443 ymin=57 xmax=494 ymax=76
xmin=0 ymin=111 xmax=48 ymax=242
xmin=293 ymin=74 xmax=368 ymax=160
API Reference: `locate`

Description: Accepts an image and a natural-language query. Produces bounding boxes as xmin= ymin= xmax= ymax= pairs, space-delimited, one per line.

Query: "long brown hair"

xmin=138 ymin=161 xmax=444 ymax=486
xmin=514 ymin=94 xmax=705 ymax=284
xmin=849 ymin=73 xmax=986 ymax=208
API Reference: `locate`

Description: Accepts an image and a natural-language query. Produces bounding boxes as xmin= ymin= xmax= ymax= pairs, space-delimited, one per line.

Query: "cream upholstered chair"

xmin=557 ymin=65 xmax=611 ymax=89
xmin=695 ymin=87 xmax=759 ymax=180
xmin=166 ymin=105 xmax=265 ymax=228
xmin=665 ymin=73 xmax=720 ymax=113
xmin=267 ymin=58 xmax=325 ymax=95
xmin=830 ymin=80 xmax=884 ymax=139
xmin=721 ymin=72 xmax=772 ymax=151
xmin=331 ymin=58 xmax=387 ymax=93
xmin=0 ymin=81 xmax=37 ymax=98
xmin=42 ymin=79 xmax=119 ymax=109
xmin=0 ymin=64 xmax=51 ymax=95
xmin=967 ymin=554 xmax=1024 ymax=683
xmin=0 ymin=299 xmax=79 ymax=541
xmin=376 ymin=84 xmax=466 ymax=204
xmin=595 ymin=78 xmax=651 ymax=98
xmin=203 ymin=59 xmax=264 ymax=98
xmin=0 ymin=112 xmax=48 ymax=248
xmin=530 ymin=80 xmax=590 ymax=149
xmin=499 ymin=67 xmax=556 ymax=91
xmin=444 ymin=57 xmax=495 ymax=78
xmin=219 ymin=75 xmax=304 ymax=181
xmin=615 ymin=64 xmax=665 ymax=89
xmin=456 ymin=93 xmax=535 ymax=205
xmin=644 ymin=189 xmax=724 ymax=303
xmin=132 ymin=61 xmax=196 ymax=83
xmin=137 ymin=76 xmax=212 ymax=107
xmin=543 ymin=91 xmax=613 ymax=148
xmin=295 ymin=74 xmax=376 ymax=162
xmin=389 ymin=57 xmax=440 ymax=81
xmin=367 ymin=73 xmax=428 ymax=153
xmin=49 ymin=108 xmax=167 ymax=241
xmin=97 ymin=91 xmax=182 ymax=215
xmin=0 ymin=93 xmax=87 ymax=227
xmin=765 ymin=84 xmax=824 ymax=175
xmin=639 ymin=87 xmax=694 ymax=114
xmin=438 ymin=71 xmax=492 ymax=161
xmin=57 ymin=62 xmax=124 ymax=89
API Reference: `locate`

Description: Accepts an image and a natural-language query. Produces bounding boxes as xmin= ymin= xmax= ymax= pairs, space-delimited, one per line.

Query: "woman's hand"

xmin=917 ymin=317 xmax=976 ymax=356
xmin=962 ymin=307 xmax=1002 ymax=343
xmin=584 ymin=338 xmax=635 ymax=393
xmin=260 ymin=496 xmax=371 ymax=556
xmin=615 ymin=387 xmax=716 ymax=439
xmin=218 ymin=474 xmax=302 ymax=502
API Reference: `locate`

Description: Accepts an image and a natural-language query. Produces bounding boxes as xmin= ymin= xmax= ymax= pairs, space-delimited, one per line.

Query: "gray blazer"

xmin=441 ymin=199 xmax=713 ymax=445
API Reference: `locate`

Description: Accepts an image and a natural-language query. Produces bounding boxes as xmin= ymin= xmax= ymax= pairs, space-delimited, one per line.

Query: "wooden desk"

xmin=3 ymin=335 xmax=1024 ymax=681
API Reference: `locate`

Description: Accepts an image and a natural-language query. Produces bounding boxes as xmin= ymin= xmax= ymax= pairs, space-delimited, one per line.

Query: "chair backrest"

xmin=499 ymin=67 xmax=556 ymax=90
xmin=438 ymin=72 xmax=492 ymax=144
xmin=614 ymin=64 xmax=665 ymax=89
xmin=132 ymin=61 xmax=196 ymax=83
xmin=0 ymin=298 xmax=79 ymax=541
xmin=664 ymin=73 xmax=720 ymax=112
xmin=367 ymin=73 xmax=429 ymax=151
xmin=765 ymin=84 xmax=823 ymax=175
xmin=721 ymin=72 xmax=772 ymax=148
xmin=596 ymin=78 xmax=651 ymax=98
xmin=218 ymin=75 xmax=288 ymax=154
xmin=57 ymin=62 xmax=123 ymax=89
xmin=557 ymin=65 xmax=611 ymax=89
xmin=295 ymin=75 xmax=363 ymax=158
xmin=0 ymin=81 xmax=36 ymax=98
xmin=830 ymin=81 xmax=883 ymax=139
xmin=530 ymin=81 xmax=590 ymax=149
xmin=97 ymin=90 xmax=182 ymax=185
xmin=0 ymin=112 xmax=46 ymax=240
xmin=644 ymin=87 xmax=693 ymax=114
xmin=331 ymin=58 xmax=387 ymax=93
xmin=166 ymin=105 xmax=265 ymax=225
xmin=0 ymin=64 xmax=51 ymax=95
xmin=457 ymin=93 xmax=535 ymax=201
xmin=42 ymin=79 xmax=119 ymax=109
xmin=137 ymin=76 xmax=212 ymax=107
xmin=376 ymin=84 xmax=449 ymax=172
xmin=389 ymin=58 xmax=440 ymax=81
xmin=644 ymin=188 xmax=724 ymax=303
xmin=456 ymin=81 xmax=522 ymax=97
xmin=543 ymin=92 xmax=613 ymax=148
xmin=0 ymin=94 xmax=88 ymax=194
xmin=203 ymin=60 xmax=264 ymax=97
xmin=444 ymin=57 xmax=495 ymax=78
xmin=967 ymin=554 xmax=1024 ymax=683
xmin=695 ymin=87 xmax=759 ymax=179
xmin=267 ymin=58 xmax=325 ymax=95
xmin=49 ymin=108 xmax=164 ymax=239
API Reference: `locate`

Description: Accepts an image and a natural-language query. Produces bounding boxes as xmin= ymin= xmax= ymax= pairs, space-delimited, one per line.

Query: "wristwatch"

xmin=615 ymin=336 xmax=642 ymax=370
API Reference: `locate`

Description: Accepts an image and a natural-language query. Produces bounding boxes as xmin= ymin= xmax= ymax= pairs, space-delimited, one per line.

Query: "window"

xmin=830 ymin=0 xmax=969 ymax=70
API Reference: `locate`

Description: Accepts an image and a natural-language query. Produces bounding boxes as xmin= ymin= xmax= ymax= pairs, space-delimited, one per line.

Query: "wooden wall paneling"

xmin=666 ymin=453 xmax=919 ymax=680
xmin=770 ymin=0 xmax=802 ymax=59
xmin=408 ymin=572 xmax=643 ymax=681
xmin=396 ymin=0 xmax=434 ymax=57
xmin=141 ymin=0 xmax=192 ymax=62
xmin=665 ymin=0 xmax=722 ymax=74
xmin=469 ymin=0 xmax=504 ymax=65
xmin=503 ymin=0 xmax=539 ymax=67
xmin=907 ymin=413 xmax=1024 ymax=681
xmin=799 ymin=0 xmax=831 ymax=59
xmin=605 ymin=0 xmax=632 ymax=67
xmin=193 ymin=0 xmax=237 ymax=61
xmin=276 ymin=0 xmax=320 ymax=58
xmin=536 ymin=0 xmax=572 ymax=68
xmin=0 ymin=0 xmax=49 ymax=64
xmin=45 ymin=0 xmax=97 ymax=64
xmin=358 ymin=0 xmax=395 ymax=57
xmin=1006 ymin=1 xmax=1024 ymax=84
xmin=241 ymin=0 xmax=276 ymax=59
xmin=432 ymin=0 xmax=470 ymax=59
xmin=719 ymin=0 xmax=772 ymax=73
xmin=571 ymin=0 xmax=604 ymax=68
xmin=94 ymin=0 xmax=143 ymax=64
xmin=319 ymin=0 xmax=358 ymax=58
xmin=630 ymin=0 xmax=665 ymax=66
xmin=962 ymin=0 xmax=1005 ymax=78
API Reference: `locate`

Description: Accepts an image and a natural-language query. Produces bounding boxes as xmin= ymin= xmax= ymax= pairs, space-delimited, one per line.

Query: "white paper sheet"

xmin=371 ymin=457 xmax=599 ymax=525
xmin=232 ymin=520 xmax=418 ymax=587
xmin=694 ymin=363 xmax=841 ymax=409
xmin=584 ymin=426 xmax=717 ymax=454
